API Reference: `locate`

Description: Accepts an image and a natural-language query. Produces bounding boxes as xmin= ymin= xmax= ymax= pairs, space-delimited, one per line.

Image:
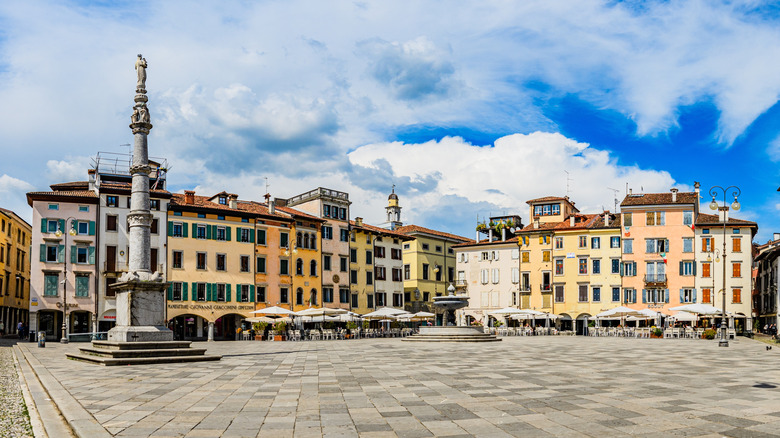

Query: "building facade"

xmin=0 ymin=207 xmax=31 ymax=335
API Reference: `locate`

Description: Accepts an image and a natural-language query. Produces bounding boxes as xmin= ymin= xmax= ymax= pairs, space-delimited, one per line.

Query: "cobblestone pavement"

xmin=0 ymin=339 xmax=33 ymax=438
xmin=16 ymin=336 xmax=780 ymax=437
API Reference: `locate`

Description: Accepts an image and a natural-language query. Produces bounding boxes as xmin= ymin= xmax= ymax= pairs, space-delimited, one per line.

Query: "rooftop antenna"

xmin=607 ymin=187 xmax=620 ymax=212
xmin=263 ymin=177 xmax=271 ymax=202
xmin=564 ymin=170 xmax=572 ymax=197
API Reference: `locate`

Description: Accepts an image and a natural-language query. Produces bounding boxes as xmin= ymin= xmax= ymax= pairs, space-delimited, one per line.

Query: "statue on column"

xmin=135 ymin=54 xmax=147 ymax=90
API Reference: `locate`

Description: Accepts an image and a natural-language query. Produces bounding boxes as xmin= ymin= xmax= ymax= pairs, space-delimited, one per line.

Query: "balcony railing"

xmin=644 ymin=274 xmax=667 ymax=284
xmin=539 ymin=284 xmax=552 ymax=292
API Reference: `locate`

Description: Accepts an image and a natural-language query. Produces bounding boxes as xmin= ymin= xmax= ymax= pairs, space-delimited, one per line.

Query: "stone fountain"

xmin=404 ymin=284 xmax=500 ymax=342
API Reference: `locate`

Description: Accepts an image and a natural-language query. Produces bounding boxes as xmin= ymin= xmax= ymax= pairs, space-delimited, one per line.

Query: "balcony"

xmin=643 ymin=274 xmax=667 ymax=287
xmin=539 ymin=284 xmax=552 ymax=293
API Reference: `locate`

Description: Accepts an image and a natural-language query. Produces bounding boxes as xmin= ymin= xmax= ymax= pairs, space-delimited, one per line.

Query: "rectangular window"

xmin=172 ymin=251 xmax=183 ymax=269
xmin=481 ymin=269 xmax=489 ymax=284
xmin=392 ymin=267 xmax=402 ymax=282
xmin=76 ymin=247 xmax=88 ymax=264
xmin=732 ymin=288 xmax=742 ymax=304
xmin=323 ymin=254 xmax=331 ymax=271
xmin=216 ymin=254 xmax=226 ymax=271
xmin=702 ymin=262 xmax=711 ymax=278
xmin=196 ymin=252 xmax=206 ymax=270
xmin=375 ymin=266 xmax=386 ymax=281
xmin=216 ymin=227 xmax=226 ymax=241
xmin=732 ymin=237 xmax=741 ymax=252
xmin=404 ymin=264 xmax=410 ymax=280
xmin=422 ymin=263 xmax=429 ymax=280
xmin=555 ymin=259 xmax=564 ymax=275
xmin=554 ymin=285 xmax=564 ymax=303
xmin=591 ymin=237 xmax=600 ymax=249
xmin=351 ymin=294 xmax=359 ymax=308
xmin=340 ymin=257 xmax=348 ymax=272
xmin=522 ymin=252 xmax=530 ymax=263
xmin=578 ymin=236 xmax=586 ymax=248
xmin=45 ymin=245 xmax=59 ymax=262
xmin=683 ymin=211 xmax=693 ymax=226
xmin=610 ymin=236 xmax=620 ymax=248
xmin=48 ymin=203 xmax=59 ymax=210
xmin=350 ymin=270 xmax=358 ymax=284
xmin=150 ymin=199 xmax=160 ymax=211
xmin=422 ymin=243 xmax=429 ymax=251
xmin=623 ymin=213 xmax=632 ymax=226
xmin=435 ymin=245 xmax=442 ymax=253
xmin=256 ymin=256 xmax=266 ymax=273
xmin=44 ymin=274 xmax=58 ymax=296
xmin=611 ymin=259 xmax=620 ymax=274
xmin=239 ymin=228 xmax=251 ymax=243
xmin=578 ymin=285 xmax=588 ymax=302
xmin=106 ymin=215 xmax=118 ymax=232
xmin=645 ymin=261 xmax=665 ymax=282
xmin=256 ymin=229 xmax=267 ymax=245
xmin=679 ymin=288 xmax=694 ymax=303
xmin=171 ymin=282 xmax=182 ymax=301
xmin=645 ymin=238 xmax=668 ymax=253
xmin=350 ymin=248 xmax=357 ymax=263
xmin=732 ymin=262 xmax=741 ymax=277
xmin=239 ymin=285 xmax=250 ymax=303
xmin=280 ymin=232 xmax=289 ymax=248
xmin=216 ymin=284 xmax=226 ymax=302
xmin=280 ymin=287 xmax=289 ymax=303
xmin=702 ymin=237 xmax=713 ymax=252
xmin=542 ymin=250 xmax=550 ymax=262
xmin=172 ymin=222 xmax=183 ymax=237
xmin=491 ymin=268 xmax=499 ymax=284
xmin=257 ymin=286 xmax=266 ymax=303
xmin=196 ymin=224 xmax=207 ymax=239
xmin=682 ymin=237 xmax=693 ymax=253
xmin=555 ymin=237 xmax=564 ymax=249
xmin=702 ymin=288 xmax=711 ymax=304
xmin=106 ymin=196 xmax=118 ymax=207
xmin=511 ymin=267 xmax=519 ymax=284
xmin=375 ymin=246 xmax=386 ymax=258
xmin=592 ymin=259 xmax=601 ymax=274
xmin=77 ymin=221 xmax=89 ymax=235
xmin=612 ymin=287 xmax=620 ymax=302
xmin=681 ymin=261 xmax=694 ymax=276
xmin=511 ymin=249 xmax=519 ymax=259
xmin=646 ymin=211 xmax=665 ymax=226
xmin=391 ymin=248 xmax=402 ymax=260
xmin=240 ymin=255 xmax=250 ymax=272
xmin=578 ymin=258 xmax=588 ymax=274
xmin=622 ymin=262 xmax=636 ymax=277
xmin=365 ymin=250 xmax=373 ymax=264
xmin=339 ymin=229 xmax=349 ymax=242
xmin=323 ymin=287 xmax=334 ymax=303
xmin=73 ymin=275 xmax=89 ymax=297
xmin=623 ymin=239 xmax=633 ymax=254
xmin=624 ymin=288 xmax=636 ymax=304
xmin=150 ymin=218 xmax=158 ymax=234
xmin=322 ymin=226 xmax=332 ymax=240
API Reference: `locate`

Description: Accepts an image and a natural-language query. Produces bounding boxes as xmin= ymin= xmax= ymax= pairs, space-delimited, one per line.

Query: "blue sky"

xmin=1 ymin=1 xmax=780 ymax=242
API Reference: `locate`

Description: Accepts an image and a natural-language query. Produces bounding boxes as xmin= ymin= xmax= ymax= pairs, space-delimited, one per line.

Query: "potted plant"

xmin=476 ymin=223 xmax=487 ymax=232
xmin=362 ymin=320 xmax=369 ymax=329
xmin=254 ymin=322 xmax=268 ymax=340
xmin=650 ymin=327 xmax=663 ymax=338
xmin=346 ymin=321 xmax=358 ymax=338
xmin=273 ymin=321 xmax=287 ymax=341
xmin=702 ymin=329 xmax=717 ymax=340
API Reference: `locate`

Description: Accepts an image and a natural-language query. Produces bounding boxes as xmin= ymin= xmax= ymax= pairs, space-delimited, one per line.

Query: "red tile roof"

xmin=453 ymin=236 xmax=519 ymax=248
xmin=170 ymin=193 xmax=253 ymax=215
xmin=99 ymin=182 xmax=171 ymax=197
xmin=620 ymin=192 xmax=698 ymax=206
xmin=350 ymin=221 xmax=414 ymax=240
xmin=695 ymin=213 xmax=757 ymax=227
xmin=394 ymin=225 xmax=472 ymax=243
xmin=525 ymin=196 xmax=572 ymax=205
xmin=273 ymin=205 xmax=326 ymax=222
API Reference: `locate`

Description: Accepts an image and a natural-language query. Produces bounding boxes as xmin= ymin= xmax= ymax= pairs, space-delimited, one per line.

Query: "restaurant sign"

xmin=168 ymin=303 xmax=255 ymax=312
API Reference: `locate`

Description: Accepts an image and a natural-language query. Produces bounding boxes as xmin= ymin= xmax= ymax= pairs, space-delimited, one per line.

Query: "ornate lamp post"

xmin=708 ymin=185 xmax=741 ymax=347
xmin=56 ymin=218 xmax=76 ymax=343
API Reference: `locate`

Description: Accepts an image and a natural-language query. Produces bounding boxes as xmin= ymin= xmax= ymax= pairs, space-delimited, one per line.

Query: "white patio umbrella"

xmin=295 ymin=307 xmax=348 ymax=317
xmin=669 ymin=303 xmax=726 ymax=315
xmin=669 ymin=312 xmax=698 ymax=322
xmin=488 ymin=307 xmax=528 ymax=316
xmin=362 ymin=307 xmax=410 ymax=319
xmin=251 ymin=306 xmax=296 ymax=315
xmin=245 ymin=316 xmax=290 ymax=323
xmin=595 ymin=306 xmax=644 ymax=318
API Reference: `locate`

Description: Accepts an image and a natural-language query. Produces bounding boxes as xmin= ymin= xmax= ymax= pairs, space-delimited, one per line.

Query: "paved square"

xmin=17 ymin=336 xmax=780 ymax=437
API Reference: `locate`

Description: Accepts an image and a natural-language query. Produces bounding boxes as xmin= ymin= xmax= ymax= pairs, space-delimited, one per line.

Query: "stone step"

xmin=402 ymin=334 xmax=501 ymax=342
xmin=65 ymin=353 xmax=222 ymax=366
xmin=77 ymin=347 xmax=208 ymax=358
xmin=90 ymin=341 xmax=192 ymax=350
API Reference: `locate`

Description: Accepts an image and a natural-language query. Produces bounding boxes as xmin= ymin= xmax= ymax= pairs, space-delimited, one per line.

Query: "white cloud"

xmin=348 ymin=132 xmax=678 ymax=235
xmin=0 ymin=174 xmax=35 ymax=224
xmin=45 ymin=157 xmax=93 ymax=184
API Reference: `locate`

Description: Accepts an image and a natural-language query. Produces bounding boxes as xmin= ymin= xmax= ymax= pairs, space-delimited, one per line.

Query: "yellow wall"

xmin=254 ymin=218 xmax=292 ymax=309
xmin=0 ymin=212 xmax=31 ymax=312
xmin=518 ymin=231 xmax=554 ymax=311
xmin=290 ymin=222 xmax=322 ymax=311
xmin=402 ymin=235 xmax=456 ymax=312
xmin=350 ymin=228 xmax=373 ymax=313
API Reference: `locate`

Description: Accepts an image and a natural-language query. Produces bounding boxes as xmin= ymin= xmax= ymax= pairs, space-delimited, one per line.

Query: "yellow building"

xmin=0 ymin=208 xmax=31 ymax=334
xmin=396 ymin=225 xmax=471 ymax=324
xmin=349 ymin=218 xmax=412 ymax=314
xmin=166 ymin=191 xmax=256 ymax=341
xmin=275 ymin=205 xmax=324 ymax=312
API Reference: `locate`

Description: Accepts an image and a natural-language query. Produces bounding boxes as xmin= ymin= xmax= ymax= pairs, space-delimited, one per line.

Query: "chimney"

xmin=501 ymin=227 xmax=506 ymax=241
xmin=88 ymin=169 xmax=96 ymax=191
xmin=184 ymin=190 xmax=195 ymax=205
xmin=629 ymin=188 xmax=633 ymax=195
xmin=570 ymin=216 xmax=575 ymax=227
xmin=488 ymin=228 xmax=493 ymax=242
xmin=604 ymin=212 xmax=609 ymax=225
xmin=694 ymin=181 xmax=701 ymax=196
xmin=269 ymin=197 xmax=275 ymax=214
xmin=719 ymin=207 xmax=728 ymax=223
xmin=774 ymin=233 xmax=780 ymax=242
xmin=533 ymin=217 xmax=540 ymax=229
xmin=355 ymin=217 xmax=363 ymax=227
xmin=670 ymin=188 xmax=678 ymax=202
xmin=228 ymin=194 xmax=238 ymax=209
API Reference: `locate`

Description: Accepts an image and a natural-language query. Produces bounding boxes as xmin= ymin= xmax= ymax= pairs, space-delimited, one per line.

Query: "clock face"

xmin=332 ymin=274 xmax=340 ymax=283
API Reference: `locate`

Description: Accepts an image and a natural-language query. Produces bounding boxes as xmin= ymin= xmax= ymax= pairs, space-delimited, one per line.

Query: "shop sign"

xmin=167 ymin=303 xmax=255 ymax=311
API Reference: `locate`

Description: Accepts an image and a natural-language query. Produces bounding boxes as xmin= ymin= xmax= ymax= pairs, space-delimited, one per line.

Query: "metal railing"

xmin=643 ymin=274 xmax=667 ymax=283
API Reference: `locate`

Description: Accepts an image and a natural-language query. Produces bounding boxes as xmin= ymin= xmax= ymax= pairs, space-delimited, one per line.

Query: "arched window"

xmin=310 ymin=260 xmax=317 ymax=276
xmin=296 ymin=232 xmax=302 ymax=248
xmin=296 ymin=258 xmax=303 ymax=275
xmin=303 ymin=233 xmax=310 ymax=249
xmin=296 ymin=288 xmax=304 ymax=305
xmin=311 ymin=234 xmax=316 ymax=250
xmin=310 ymin=288 xmax=318 ymax=306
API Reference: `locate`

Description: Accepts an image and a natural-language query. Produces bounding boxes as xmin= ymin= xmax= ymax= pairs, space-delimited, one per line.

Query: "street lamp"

xmin=55 ymin=218 xmax=77 ymax=343
xmin=709 ymin=185 xmax=740 ymax=347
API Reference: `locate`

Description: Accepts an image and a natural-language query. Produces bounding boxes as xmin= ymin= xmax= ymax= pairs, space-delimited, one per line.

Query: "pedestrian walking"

xmin=0 ymin=321 xmax=4 ymax=336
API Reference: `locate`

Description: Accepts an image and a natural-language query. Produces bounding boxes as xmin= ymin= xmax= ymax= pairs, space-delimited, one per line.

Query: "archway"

xmin=37 ymin=310 xmax=63 ymax=340
xmin=558 ymin=313 xmax=573 ymax=332
xmin=213 ymin=313 xmax=249 ymax=341
xmin=168 ymin=314 xmax=205 ymax=340
xmin=575 ymin=313 xmax=592 ymax=336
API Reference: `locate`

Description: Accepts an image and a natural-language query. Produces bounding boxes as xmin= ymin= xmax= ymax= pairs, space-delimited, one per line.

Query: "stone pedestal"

xmin=107 ymin=274 xmax=173 ymax=342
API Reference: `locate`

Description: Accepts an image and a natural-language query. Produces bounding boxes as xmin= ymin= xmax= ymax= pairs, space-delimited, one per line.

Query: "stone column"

xmin=207 ymin=322 xmax=215 ymax=342
xmin=196 ymin=317 xmax=203 ymax=338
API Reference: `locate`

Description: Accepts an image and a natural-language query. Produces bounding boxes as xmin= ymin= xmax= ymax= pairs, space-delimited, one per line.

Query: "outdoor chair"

xmin=728 ymin=329 xmax=736 ymax=340
xmin=309 ymin=330 xmax=321 ymax=341
xmin=664 ymin=329 xmax=672 ymax=338
xmin=695 ymin=328 xmax=703 ymax=339
xmin=671 ymin=328 xmax=680 ymax=338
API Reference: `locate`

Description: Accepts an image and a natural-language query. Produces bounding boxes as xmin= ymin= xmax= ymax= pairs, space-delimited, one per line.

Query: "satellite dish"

xmin=509 ymin=227 xmax=516 ymax=233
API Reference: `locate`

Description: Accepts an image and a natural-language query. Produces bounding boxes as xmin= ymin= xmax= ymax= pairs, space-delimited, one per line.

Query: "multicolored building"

xmin=0 ymin=207 xmax=31 ymax=336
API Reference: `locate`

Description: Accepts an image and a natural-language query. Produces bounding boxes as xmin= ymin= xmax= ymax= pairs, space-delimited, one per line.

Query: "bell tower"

xmin=385 ymin=185 xmax=402 ymax=230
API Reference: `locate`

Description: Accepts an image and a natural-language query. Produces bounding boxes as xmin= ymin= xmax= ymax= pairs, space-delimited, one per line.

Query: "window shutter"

xmin=88 ymin=246 xmax=95 ymax=264
xmin=250 ymin=285 xmax=255 ymax=302
xmin=192 ymin=283 xmax=197 ymax=301
xmin=226 ymin=226 xmax=231 ymax=241
xmin=692 ymin=290 xmax=697 ymax=303
xmin=39 ymin=244 xmax=46 ymax=262
xmin=207 ymin=224 xmax=212 ymax=240
xmin=642 ymin=289 xmax=647 ymax=303
xmin=182 ymin=282 xmax=188 ymax=301
xmin=632 ymin=262 xmax=637 ymax=276
xmin=679 ymin=289 xmax=684 ymax=303
xmin=182 ymin=223 xmax=188 ymax=238
xmin=89 ymin=221 xmax=95 ymax=236
xmin=619 ymin=263 xmax=624 ymax=277
xmin=167 ymin=221 xmax=173 ymax=236
xmin=226 ymin=284 xmax=231 ymax=302
xmin=249 ymin=228 xmax=255 ymax=243
xmin=58 ymin=219 xmax=65 ymax=232
xmin=212 ymin=225 xmax=218 ymax=240
xmin=692 ymin=263 xmax=696 ymax=276
xmin=495 ymin=251 xmax=499 ymax=261
xmin=206 ymin=283 xmax=212 ymax=301
xmin=192 ymin=223 xmax=197 ymax=237
xmin=646 ymin=239 xmax=654 ymax=253
xmin=40 ymin=219 xmax=47 ymax=233
xmin=664 ymin=289 xmax=669 ymax=303
xmin=71 ymin=245 xmax=77 ymax=264
xmin=58 ymin=245 xmax=65 ymax=263
xmin=679 ymin=261 xmax=684 ymax=275
xmin=167 ymin=282 xmax=173 ymax=300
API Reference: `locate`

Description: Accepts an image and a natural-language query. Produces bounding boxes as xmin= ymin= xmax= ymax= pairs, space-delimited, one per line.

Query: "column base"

xmin=107 ymin=325 xmax=173 ymax=342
